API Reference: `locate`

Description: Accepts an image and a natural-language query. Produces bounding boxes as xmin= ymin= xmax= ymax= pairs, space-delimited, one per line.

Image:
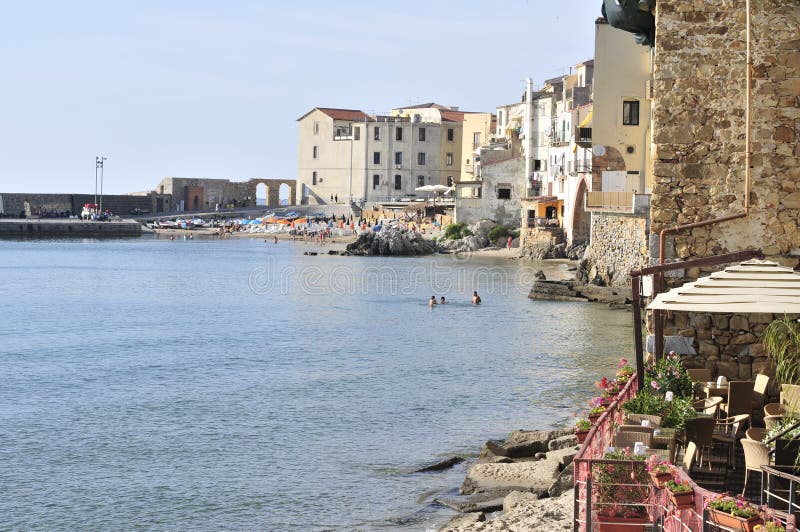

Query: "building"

xmin=154 ymin=177 xmax=296 ymax=212
xmin=296 ymin=104 xmax=465 ymax=206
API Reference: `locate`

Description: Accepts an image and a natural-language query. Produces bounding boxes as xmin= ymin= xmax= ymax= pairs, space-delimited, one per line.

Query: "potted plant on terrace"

xmin=646 ymin=458 xmax=672 ymax=488
xmin=588 ymin=397 xmax=607 ymax=423
xmin=664 ymin=479 xmax=693 ymax=509
xmin=754 ymin=521 xmax=787 ymax=532
xmin=594 ymin=447 xmax=650 ymax=532
xmin=706 ymin=494 xmax=763 ymax=532
xmin=617 ymin=358 xmax=634 ymax=385
xmin=575 ymin=418 xmax=592 ymax=444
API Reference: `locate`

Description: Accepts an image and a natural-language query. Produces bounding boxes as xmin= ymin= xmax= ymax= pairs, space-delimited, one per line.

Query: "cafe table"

xmin=703 ymin=382 xmax=729 ymax=399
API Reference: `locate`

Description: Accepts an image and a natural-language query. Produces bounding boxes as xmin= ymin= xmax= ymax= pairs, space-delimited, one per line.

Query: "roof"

xmin=394 ymin=102 xmax=451 ymax=110
xmin=440 ymin=110 xmax=468 ymax=123
xmin=647 ymin=259 xmax=800 ymax=313
xmin=297 ymin=107 xmax=371 ymax=122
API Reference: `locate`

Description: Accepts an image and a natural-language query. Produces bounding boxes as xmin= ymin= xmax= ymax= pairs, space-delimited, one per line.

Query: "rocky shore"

xmin=435 ymin=429 xmax=577 ymax=531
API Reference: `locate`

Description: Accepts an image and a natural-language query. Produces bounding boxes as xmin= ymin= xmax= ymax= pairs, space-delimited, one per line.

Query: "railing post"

xmin=586 ymin=471 xmax=592 ymax=532
xmin=789 ymin=477 xmax=797 ymax=517
xmin=574 ymin=482 xmax=580 ymax=532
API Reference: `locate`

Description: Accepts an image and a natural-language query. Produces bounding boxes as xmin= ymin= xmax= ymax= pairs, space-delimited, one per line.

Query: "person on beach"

xmin=472 ymin=291 xmax=481 ymax=305
xmin=429 ymin=296 xmax=437 ymax=307
xmin=439 ymin=296 xmax=446 ymax=304
xmin=274 ymin=236 xmax=278 ymax=244
xmin=507 ymin=235 xmax=513 ymax=251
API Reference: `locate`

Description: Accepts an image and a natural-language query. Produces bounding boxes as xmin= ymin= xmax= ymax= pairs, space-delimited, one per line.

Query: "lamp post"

xmin=96 ymin=155 xmax=107 ymax=215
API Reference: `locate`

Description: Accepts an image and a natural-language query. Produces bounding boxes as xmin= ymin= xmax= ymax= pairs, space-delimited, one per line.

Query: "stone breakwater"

xmin=0 ymin=218 xmax=142 ymax=237
xmin=436 ymin=429 xmax=577 ymax=531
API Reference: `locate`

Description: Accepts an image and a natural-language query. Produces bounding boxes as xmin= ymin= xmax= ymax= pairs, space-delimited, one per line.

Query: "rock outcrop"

xmin=344 ymin=228 xmax=438 ymax=256
xmin=438 ymin=220 xmax=497 ymax=253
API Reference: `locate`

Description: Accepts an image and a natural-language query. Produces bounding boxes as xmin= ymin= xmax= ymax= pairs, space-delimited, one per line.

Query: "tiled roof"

xmin=394 ymin=102 xmax=450 ymax=110
xmin=297 ymin=107 xmax=371 ymax=122
xmin=440 ymin=110 xmax=468 ymax=123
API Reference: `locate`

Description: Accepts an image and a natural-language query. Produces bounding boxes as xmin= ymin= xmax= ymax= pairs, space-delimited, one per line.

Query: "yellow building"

xmin=458 ymin=112 xmax=495 ymax=183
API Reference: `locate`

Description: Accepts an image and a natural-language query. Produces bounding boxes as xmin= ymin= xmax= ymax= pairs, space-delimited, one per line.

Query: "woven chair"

xmin=693 ymin=396 xmax=723 ymax=418
xmin=624 ymin=413 xmax=662 ymax=427
xmin=752 ymin=374 xmax=770 ymax=409
xmin=764 ymin=402 xmax=786 ymax=417
xmin=721 ymin=380 xmax=755 ymax=417
xmin=613 ymin=430 xmax=653 ymax=450
xmin=618 ymin=424 xmax=655 ymax=435
xmin=712 ymin=414 xmax=750 ymax=468
xmin=682 ymin=441 xmax=698 ymax=472
xmin=741 ymin=437 xmax=770 ymax=496
xmin=745 ymin=427 xmax=766 ymax=441
xmin=687 ymin=369 xmax=713 ymax=399
xmin=764 ymin=414 xmax=784 ymax=430
xmin=685 ymin=416 xmax=716 ymax=469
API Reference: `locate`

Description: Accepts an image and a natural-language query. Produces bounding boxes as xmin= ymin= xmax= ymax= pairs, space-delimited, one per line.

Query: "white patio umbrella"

xmin=415 ymin=184 xmax=451 ymax=223
xmin=647 ymin=259 xmax=800 ymax=313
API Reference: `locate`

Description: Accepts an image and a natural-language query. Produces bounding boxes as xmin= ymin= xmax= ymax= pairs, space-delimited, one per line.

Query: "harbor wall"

xmin=0 ymin=219 xmax=142 ymax=237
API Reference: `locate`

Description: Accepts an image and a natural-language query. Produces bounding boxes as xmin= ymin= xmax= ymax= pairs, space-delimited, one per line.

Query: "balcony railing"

xmin=526 ymin=217 xmax=561 ymax=228
xmin=576 ymin=127 xmax=591 ymax=147
xmin=575 ymin=163 xmax=592 ymax=173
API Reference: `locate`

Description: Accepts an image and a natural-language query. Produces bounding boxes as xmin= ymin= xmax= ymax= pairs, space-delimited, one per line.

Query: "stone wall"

xmin=520 ymin=227 xmax=565 ymax=259
xmin=650 ymin=0 xmax=800 ymax=271
xmin=652 ymin=310 xmax=782 ymax=396
xmin=583 ymin=213 xmax=648 ymax=287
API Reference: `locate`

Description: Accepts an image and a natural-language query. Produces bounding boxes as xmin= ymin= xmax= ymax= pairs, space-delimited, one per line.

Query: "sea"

xmin=0 ymin=237 xmax=633 ymax=530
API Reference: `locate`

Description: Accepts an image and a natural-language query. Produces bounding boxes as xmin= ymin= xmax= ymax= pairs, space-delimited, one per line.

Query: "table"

xmin=703 ymin=383 xmax=729 ymax=399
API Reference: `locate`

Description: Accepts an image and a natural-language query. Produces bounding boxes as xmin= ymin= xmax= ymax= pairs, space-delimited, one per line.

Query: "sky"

xmin=0 ymin=1 xmax=602 ymax=195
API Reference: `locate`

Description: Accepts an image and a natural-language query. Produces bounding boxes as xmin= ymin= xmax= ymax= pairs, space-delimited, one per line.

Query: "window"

xmin=394 ymin=175 xmax=402 ymax=190
xmin=373 ymin=174 xmax=380 ymax=189
xmin=394 ymin=151 xmax=402 ymax=165
xmin=396 ymin=127 xmax=403 ymax=141
xmin=374 ymin=126 xmax=381 ymax=140
xmin=446 ymin=176 xmax=454 ymax=187
xmin=312 ymin=146 xmax=318 ymax=159
xmin=445 ymin=153 xmax=453 ymax=166
xmin=447 ymin=128 xmax=454 ymax=142
xmin=312 ymin=171 xmax=317 ymax=185
xmin=418 ymin=127 xmax=426 ymax=141
xmin=417 ymin=152 xmax=426 ymax=165
xmin=313 ymin=121 xmax=319 ymax=135
xmin=497 ymin=187 xmax=511 ymax=200
xmin=473 ymin=132 xmax=481 ymax=148
xmin=623 ymin=100 xmax=640 ymax=126
xmin=417 ymin=175 xmax=425 ymax=187
xmin=373 ymin=152 xmax=381 ymax=165
xmin=534 ymin=159 xmax=542 ymax=171
xmin=353 ymin=126 xmax=360 ymax=141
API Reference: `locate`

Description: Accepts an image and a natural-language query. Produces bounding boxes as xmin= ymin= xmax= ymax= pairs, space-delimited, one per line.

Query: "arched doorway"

xmin=279 ymin=183 xmax=291 ymax=206
xmin=571 ymin=178 xmax=590 ymax=244
xmin=256 ymin=183 xmax=268 ymax=206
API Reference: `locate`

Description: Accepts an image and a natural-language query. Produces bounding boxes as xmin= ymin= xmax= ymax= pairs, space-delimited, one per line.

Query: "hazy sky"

xmin=0 ymin=1 xmax=602 ymax=194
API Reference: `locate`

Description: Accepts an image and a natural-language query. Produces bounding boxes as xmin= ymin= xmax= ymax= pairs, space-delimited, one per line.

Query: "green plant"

xmin=442 ymin=222 xmax=472 ymax=240
xmin=764 ymin=415 xmax=800 ymax=450
xmin=487 ymin=225 xmax=509 ymax=242
xmin=707 ymin=494 xmax=760 ymax=519
xmin=664 ymin=479 xmax=692 ymax=493
xmin=617 ymin=358 xmax=635 ymax=383
xmin=594 ymin=447 xmax=649 ymax=518
xmin=646 ymin=458 xmax=672 ymax=476
xmin=645 ymin=352 xmax=693 ymax=399
xmin=761 ymin=316 xmax=800 ymax=385
xmin=621 ymin=391 xmax=696 ymax=429
xmin=575 ymin=418 xmax=592 ymax=431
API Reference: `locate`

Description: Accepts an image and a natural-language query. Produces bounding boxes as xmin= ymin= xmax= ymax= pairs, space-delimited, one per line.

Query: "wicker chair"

xmin=693 ymin=396 xmax=723 ymax=418
xmin=764 ymin=402 xmax=785 ymax=417
xmin=741 ymin=437 xmax=770 ymax=496
xmin=613 ymin=430 xmax=653 ymax=449
xmin=745 ymin=427 xmax=766 ymax=441
xmin=721 ymin=380 xmax=756 ymax=417
xmin=624 ymin=413 xmax=662 ymax=427
xmin=713 ymin=414 xmax=750 ymax=467
xmin=682 ymin=441 xmax=698 ymax=472
xmin=687 ymin=369 xmax=713 ymax=399
xmin=685 ymin=416 xmax=716 ymax=469
xmin=618 ymin=424 xmax=655 ymax=435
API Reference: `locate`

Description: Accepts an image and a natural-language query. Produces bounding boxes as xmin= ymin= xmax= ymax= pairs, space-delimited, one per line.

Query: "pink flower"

xmin=651 ymin=380 xmax=661 ymax=390
xmin=618 ymin=358 xmax=628 ymax=369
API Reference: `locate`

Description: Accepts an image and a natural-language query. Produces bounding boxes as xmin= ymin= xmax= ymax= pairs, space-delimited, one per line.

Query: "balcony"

xmin=575 ymin=127 xmax=591 ymax=147
xmin=333 ymin=128 xmax=353 ymax=141
xmin=586 ymin=191 xmax=633 ymax=211
xmin=575 ymin=162 xmax=592 ymax=173
xmin=526 ymin=217 xmax=561 ymax=228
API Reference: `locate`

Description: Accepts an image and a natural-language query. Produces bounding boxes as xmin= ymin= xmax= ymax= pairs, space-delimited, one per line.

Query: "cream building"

xmin=297 ymin=104 xmax=465 ymax=206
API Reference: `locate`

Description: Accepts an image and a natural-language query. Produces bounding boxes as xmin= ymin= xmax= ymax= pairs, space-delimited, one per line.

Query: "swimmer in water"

xmin=429 ymin=296 xmax=437 ymax=307
xmin=440 ymin=296 xmax=446 ymax=304
xmin=472 ymin=291 xmax=481 ymax=305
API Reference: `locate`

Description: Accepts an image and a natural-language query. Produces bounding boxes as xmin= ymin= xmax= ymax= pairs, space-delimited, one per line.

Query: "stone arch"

xmin=256 ymin=183 xmax=268 ymax=206
xmin=246 ymin=179 xmax=296 ymax=207
xmin=571 ymin=177 xmax=590 ymax=244
xmin=279 ymin=183 xmax=291 ymax=206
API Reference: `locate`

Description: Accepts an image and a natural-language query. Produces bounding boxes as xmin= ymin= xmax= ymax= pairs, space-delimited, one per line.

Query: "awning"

xmin=578 ymin=110 xmax=593 ymax=128
xmin=647 ymin=259 xmax=800 ymax=313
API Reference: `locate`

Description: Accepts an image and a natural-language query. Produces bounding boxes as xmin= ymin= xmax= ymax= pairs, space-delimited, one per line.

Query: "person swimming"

xmin=439 ymin=296 xmax=446 ymax=304
xmin=472 ymin=291 xmax=481 ymax=305
xmin=429 ymin=296 xmax=437 ymax=307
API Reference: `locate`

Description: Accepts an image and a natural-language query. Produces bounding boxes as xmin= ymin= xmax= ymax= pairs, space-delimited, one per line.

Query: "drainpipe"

xmin=651 ymin=0 xmax=754 ymax=360
xmin=525 ymin=78 xmax=533 ymax=195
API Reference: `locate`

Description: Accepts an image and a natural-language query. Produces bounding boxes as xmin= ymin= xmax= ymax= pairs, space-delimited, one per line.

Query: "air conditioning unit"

xmin=411 ymin=114 xmax=421 ymax=123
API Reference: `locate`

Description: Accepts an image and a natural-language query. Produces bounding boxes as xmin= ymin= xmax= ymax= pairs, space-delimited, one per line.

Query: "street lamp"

xmin=96 ymin=155 xmax=107 ymax=214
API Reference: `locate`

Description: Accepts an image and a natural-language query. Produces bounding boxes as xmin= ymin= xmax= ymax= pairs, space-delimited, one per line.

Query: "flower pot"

xmin=668 ymin=490 xmax=693 ymax=509
xmin=708 ymin=508 xmax=763 ymax=532
xmin=596 ymin=514 xmax=647 ymax=532
xmin=588 ymin=413 xmax=602 ymax=424
xmin=649 ymin=472 xmax=672 ymax=489
xmin=576 ymin=430 xmax=589 ymax=444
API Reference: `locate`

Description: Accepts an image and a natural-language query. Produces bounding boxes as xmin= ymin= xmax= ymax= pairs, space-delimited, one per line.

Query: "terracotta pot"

xmin=649 ymin=472 xmax=672 ymax=489
xmin=588 ymin=413 xmax=602 ymax=424
xmin=576 ymin=430 xmax=589 ymax=444
xmin=708 ymin=508 xmax=763 ymax=532
xmin=596 ymin=514 xmax=647 ymax=532
xmin=668 ymin=490 xmax=693 ymax=509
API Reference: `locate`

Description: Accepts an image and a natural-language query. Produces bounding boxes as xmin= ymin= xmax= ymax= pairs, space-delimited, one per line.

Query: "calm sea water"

xmin=0 ymin=237 xmax=632 ymax=530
